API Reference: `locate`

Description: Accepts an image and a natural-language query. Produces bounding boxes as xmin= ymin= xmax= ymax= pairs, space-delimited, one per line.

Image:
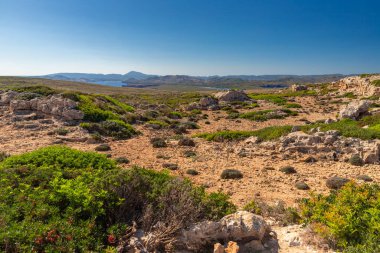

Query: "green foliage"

xmin=11 ymin=85 xmax=57 ymax=96
xmin=341 ymin=92 xmax=357 ymax=99
xmin=371 ymin=79 xmax=380 ymax=87
xmin=195 ymin=125 xmax=293 ymax=142
xmin=284 ymin=103 xmax=302 ymax=108
xmin=360 ymin=73 xmax=378 ymax=78
xmin=0 ymin=152 xmax=9 ymax=162
xmin=300 ymin=182 xmax=380 ymax=250
xmin=301 ymin=117 xmax=380 ymax=140
xmin=168 ymin=111 xmax=183 ymax=119
xmin=0 ymin=147 xmax=235 ymax=252
xmin=146 ymin=120 xmax=169 ymax=128
xmin=77 ymin=94 xmax=134 ymax=123
xmin=239 ymin=109 xmax=297 ymax=121
xmin=243 ymin=200 xmax=262 ymax=214
xmin=80 ymin=120 xmax=137 ymax=140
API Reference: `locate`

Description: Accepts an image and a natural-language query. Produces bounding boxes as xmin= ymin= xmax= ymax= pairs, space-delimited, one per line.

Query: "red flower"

xmin=107 ymin=234 xmax=116 ymax=244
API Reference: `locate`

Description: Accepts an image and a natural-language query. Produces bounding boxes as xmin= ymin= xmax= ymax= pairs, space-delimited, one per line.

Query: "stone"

xmin=295 ymin=181 xmax=310 ymax=190
xmin=214 ymin=90 xmax=250 ymax=102
xmin=291 ymin=84 xmax=308 ymax=92
xmin=199 ymin=97 xmax=218 ymax=108
xmin=213 ymin=243 xmax=225 ymax=253
xmin=245 ymin=136 xmax=259 ymax=145
xmin=339 ymin=100 xmax=371 ymax=120
xmin=225 ymin=241 xmax=239 ymax=253
xmin=179 ymin=211 xmax=270 ymax=249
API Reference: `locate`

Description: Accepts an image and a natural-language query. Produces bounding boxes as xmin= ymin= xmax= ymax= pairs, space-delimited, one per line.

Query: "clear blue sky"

xmin=0 ymin=0 xmax=379 ymax=76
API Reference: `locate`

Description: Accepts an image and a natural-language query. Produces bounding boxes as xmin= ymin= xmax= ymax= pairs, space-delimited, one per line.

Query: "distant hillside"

xmin=36 ymin=71 xmax=349 ymax=89
xmin=39 ymin=71 xmax=157 ymax=82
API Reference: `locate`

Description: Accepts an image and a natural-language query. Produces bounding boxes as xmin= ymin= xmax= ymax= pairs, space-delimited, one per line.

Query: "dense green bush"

xmin=0 ymin=146 xmax=236 ymax=252
xmin=11 ymin=85 xmax=57 ymax=96
xmin=300 ymin=182 xmax=380 ymax=251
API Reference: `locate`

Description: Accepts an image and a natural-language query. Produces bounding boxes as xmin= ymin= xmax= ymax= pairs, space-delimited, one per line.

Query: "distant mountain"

xmin=37 ymin=71 xmax=349 ymax=89
xmin=38 ymin=71 xmax=157 ymax=82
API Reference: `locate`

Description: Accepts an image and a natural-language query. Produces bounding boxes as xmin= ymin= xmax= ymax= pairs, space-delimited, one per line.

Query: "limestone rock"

xmin=337 ymin=75 xmax=380 ymax=97
xmin=214 ymin=90 xmax=250 ymax=102
xmin=291 ymin=84 xmax=308 ymax=92
xmin=339 ymin=100 xmax=371 ymax=120
xmin=199 ymin=97 xmax=218 ymax=108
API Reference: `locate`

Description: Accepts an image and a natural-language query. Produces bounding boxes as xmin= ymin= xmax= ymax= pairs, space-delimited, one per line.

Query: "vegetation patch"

xmin=371 ymin=79 xmax=380 ymax=87
xmin=0 ymin=146 xmax=236 ymax=252
xmin=239 ymin=109 xmax=297 ymax=121
xmin=80 ymin=120 xmax=137 ymax=140
xmin=195 ymin=125 xmax=292 ymax=142
xmin=301 ymin=116 xmax=380 ymax=140
xmin=301 ymin=182 xmax=380 ymax=251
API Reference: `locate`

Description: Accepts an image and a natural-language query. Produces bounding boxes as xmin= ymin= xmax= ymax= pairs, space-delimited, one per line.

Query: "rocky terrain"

xmin=0 ymin=75 xmax=379 ymax=252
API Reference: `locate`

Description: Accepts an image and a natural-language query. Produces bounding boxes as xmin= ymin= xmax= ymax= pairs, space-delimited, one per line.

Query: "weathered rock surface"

xmin=339 ymin=100 xmax=371 ymax=120
xmin=337 ymin=75 xmax=380 ymax=97
xmin=178 ymin=211 xmax=272 ymax=251
xmin=0 ymin=91 xmax=83 ymax=120
xmin=254 ymin=130 xmax=380 ymax=164
xmin=199 ymin=96 xmax=218 ymax=108
xmin=214 ymin=90 xmax=250 ymax=102
xmin=291 ymin=84 xmax=308 ymax=92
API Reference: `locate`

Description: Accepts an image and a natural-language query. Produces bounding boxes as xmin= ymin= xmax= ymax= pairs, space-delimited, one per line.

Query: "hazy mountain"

xmin=39 ymin=71 xmax=157 ymax=82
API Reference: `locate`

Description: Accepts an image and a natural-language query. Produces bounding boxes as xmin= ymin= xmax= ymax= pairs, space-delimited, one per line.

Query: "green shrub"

xmin=302 ymin=118 xmax=380 ymax=140
xmin=280 ymin=166 xmax=297 ymax=174
xmin=239 ymin=109 xmax=297 ymax=121
xmin=195 ymin=125 xmax=292 ymax=142
xmin=115 ymin=157 xmax=130 ymax=164
xmin=349 ymin=154 xmax=364 ymax=166
xmin=300 ymin=182 xmax=380 ymax=250
xmin=221 ymin=169 xmax=243 ymax=179
xmin=0 ymin=146 xmax=235 ymax=252
xmin=284 ymin=103 xmax=302 ymax=108
xmin=168 ymin=111 xmax=183 ymax=119
xmin=95 ymin=144 xmax=111 ymax=152
xmin=55 ymin=127 xmax=69 ymax=136
xmin=243 ymin=200 xmax=262 ymax=214
xmin=150 ymin=137 xmax=167 ymax=148
xmin=81 ymin=120 xmax=137 ymax=140
xmin=11 ymin=85 xmax=57 ymax=96
xmin=372 ymin=80 xmax=380 ymax=87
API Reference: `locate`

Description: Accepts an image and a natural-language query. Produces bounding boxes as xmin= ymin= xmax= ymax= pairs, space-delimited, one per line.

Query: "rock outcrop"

xmin=253 ymin=130 xmax=380 ymax=164
xmin=214 ymin=90 xmax=250 ymax=102
xmin=291 ymin=84 xmax=308 ymax=92
xmin=337 ymin=75 xmax=380 ymax=97
xmin=0 ymin=91 xmax=83 ymax=120
xmin=178 ymin=211 xmax=275 ymax=252
xmin=339 ymin=100 xmax=371 ymax=120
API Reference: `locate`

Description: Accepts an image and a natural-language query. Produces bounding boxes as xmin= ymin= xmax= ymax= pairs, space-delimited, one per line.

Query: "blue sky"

xmin=0 ymin=0 xmax=379 ymax=76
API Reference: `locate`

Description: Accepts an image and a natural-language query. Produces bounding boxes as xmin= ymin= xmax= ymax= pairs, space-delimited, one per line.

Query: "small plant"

xmin=243 ymin=200 xmax=262 ymax=214
xmin=95 ymin=144 xmax=111 ymax=151
xmin=186 ymin=169 xmax=199 ymax=175
xmin=151 ymin=137 xmax=167 ymax=148
xmin=280 ymin=166 xmax=297 ymax=174
xmin=162 ymin=163 xmax=179 ymax=170
xmin=115 ymin=157 xmax=130 ymax=164
xmin=349 ymin=154 xmax=364 ymax=166
xmin=221 ymin=169 xmax=243 ymax=179
xmin=178 ymin=137 xmax=195 ymax=147
xmin=295 ymin=181 xmax=310 ymax=190
xmin=55 ymin=127 xmax=69 ymax=136
xmin=326 ymin=176 xmax=350 ymax=190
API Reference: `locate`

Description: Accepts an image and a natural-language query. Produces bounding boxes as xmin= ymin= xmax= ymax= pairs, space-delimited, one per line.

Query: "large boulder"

xmin=199 ymin=96 xmax=218 ymax=108
xmin=339 ymin=100 xmax=371 ymax=120
xmin=214 ymin=90 xmax=250 ymax=102
xmin=178 ymin=211 xmax=270 ymax=250
xmin=0 ymin=91 xmax=18 ymax=105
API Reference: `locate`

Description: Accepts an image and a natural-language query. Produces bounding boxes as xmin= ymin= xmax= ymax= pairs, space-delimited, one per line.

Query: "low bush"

xmin=186 ymin=169 xmax=199 ymax=175
xmin=95 ymin=144 xmax=111 ymax=152
xmin=0 ymin=146 xmax=236 ymax=252
xmin=372 ymin=80 xmax=380 ymax=87
xmin=114 ymin=157 xmax=130 ymax=164
xmin=280 ymin=166 xmax=297 ymax=174
xmin=300 ymin=182 xmax=380 ymax=251
xmin=11 ymin=85 xmax=57 ymax=96
xmin=220 ymin=169 xmax=243 ymax=179
xmin=80 ymin=120 xmax=137 ymax=140
xmin=178 ymin=137 xmax=196 ymax=147
xmin=150 ymin=137 xmax=167 ymax=148
xmin=349 ymin=154 xmax=364 ymax=166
